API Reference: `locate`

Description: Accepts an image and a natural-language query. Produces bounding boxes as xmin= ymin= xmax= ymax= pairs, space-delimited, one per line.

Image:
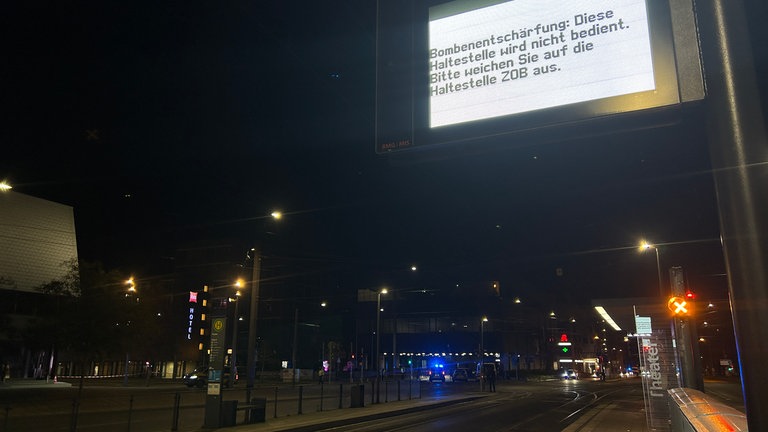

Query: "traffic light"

xmin=667 ymin=295 xmax=692 ymax=316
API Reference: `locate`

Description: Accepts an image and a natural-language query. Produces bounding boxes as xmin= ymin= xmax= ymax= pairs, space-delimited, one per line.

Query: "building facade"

xmin=0 ymin=190 xmax=78 ymax=378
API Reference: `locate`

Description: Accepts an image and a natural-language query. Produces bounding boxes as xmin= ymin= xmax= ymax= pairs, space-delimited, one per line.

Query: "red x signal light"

xmin=668 ymin=296 xmax=691 ymax=316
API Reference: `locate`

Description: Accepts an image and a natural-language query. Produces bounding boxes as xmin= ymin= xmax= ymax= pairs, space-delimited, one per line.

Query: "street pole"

xmin=292 ymin=308 xmax=298 ymax=385
xmin=246 ymin=248 xmax=261 ymax=394
xmin=375 ymin=292 xmax=382 ymax=403
xmin=480 ymin=317 xmax=487 ymax=391
xmin=698 ymin=0 xmax=768 ymax=429
xmin=653 ymin=247 xmax=663 ymax=297
xmin=231 ymin=294 xmax=239 ymax=386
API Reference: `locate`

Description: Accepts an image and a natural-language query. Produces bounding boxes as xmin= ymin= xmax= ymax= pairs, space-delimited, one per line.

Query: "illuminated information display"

xmin=429 ymin=0 xmax=655 ymax=128
xmin=375 ymin=0 xmax=702 ymax=153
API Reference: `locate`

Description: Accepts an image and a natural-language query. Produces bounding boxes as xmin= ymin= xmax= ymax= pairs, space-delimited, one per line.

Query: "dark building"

xmin=0 ymin=190 xmax=78 ymax=378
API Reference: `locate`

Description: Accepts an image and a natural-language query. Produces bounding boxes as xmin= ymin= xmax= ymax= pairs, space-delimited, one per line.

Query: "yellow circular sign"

xmin=667 ymin=296 xmax=689 ymax=315
xmin=214 ymin=319 xmax=224 ymax=331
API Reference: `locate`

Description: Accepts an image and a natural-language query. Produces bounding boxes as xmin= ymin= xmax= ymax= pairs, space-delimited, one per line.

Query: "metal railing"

xmin=0 ymin=377 xmax=425 ymax=432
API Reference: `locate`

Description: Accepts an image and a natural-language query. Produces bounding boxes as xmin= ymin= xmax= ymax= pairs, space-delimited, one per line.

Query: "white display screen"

xmin=429 ymin=0 xmax=656 ymax=128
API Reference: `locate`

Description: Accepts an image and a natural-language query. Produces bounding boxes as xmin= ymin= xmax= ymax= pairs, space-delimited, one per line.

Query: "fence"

xmin=0 ymin=377 xmax=424 ymax=432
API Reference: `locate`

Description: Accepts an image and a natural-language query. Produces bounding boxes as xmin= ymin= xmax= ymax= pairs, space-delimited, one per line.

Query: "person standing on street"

xmin=487 ymin=365 xmax=497 ymax=392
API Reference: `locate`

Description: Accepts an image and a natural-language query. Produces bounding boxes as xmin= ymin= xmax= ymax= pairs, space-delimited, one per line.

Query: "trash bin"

xmin=350 ymin=384 xmax=365 ymax=408
xmin=248 ymin=397 xmax=267 ymax=424
xmin=221 ymin=400 xmax=238 ymax=427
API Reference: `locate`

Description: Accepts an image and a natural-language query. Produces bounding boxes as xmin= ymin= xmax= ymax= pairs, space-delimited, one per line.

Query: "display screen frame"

xmin=375 ymin=0 xmax=685 ymax=153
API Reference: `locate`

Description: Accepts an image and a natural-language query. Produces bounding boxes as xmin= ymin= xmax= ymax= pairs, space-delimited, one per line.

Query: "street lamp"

xmin=244 ymin=210 xmax=284 ymax=397
xmin=375 ymin=288 xmax=388 ymax=403
xmin=230 ymin=279 xmax=243 ymax=386
xmin=640 ymin=241 xmax=664 ymax=296
xmin=126 ymin=277 xmax=136 ymax=293
xmin=480 ymin=316 xmax=488 ymax=391
xmin=124 ymin=277 xmax=137 ymax=386
xmin=0 ymin=181 xmax=11 ymax=191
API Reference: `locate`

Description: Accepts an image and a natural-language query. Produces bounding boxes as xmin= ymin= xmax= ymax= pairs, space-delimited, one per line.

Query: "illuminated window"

xmin=202 ymin=299 xmax=207 ymax=307
xmin=203 ymin=285 xmax=209 ymax=293
xmin=198 ymin=343 xmax=203 ymax=351
xmin=201 ymin=313 xmax=206 ymax=321
xmin=200 ymin=328 xmax=205 ymax=336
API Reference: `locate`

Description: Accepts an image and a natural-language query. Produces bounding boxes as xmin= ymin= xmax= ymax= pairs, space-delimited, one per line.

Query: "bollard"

xmin=339 ymin=383 xmax=343 ymax=409
xmin=127 ymin=395 xmax=134 ymax=432
xmin=274 ymin=386 xmax=278 ymax=418
xmin=4 ymin=406 xmax=11 ymax=432
xmin=171 ymin=392 xmax=180 ymax=431
xmin=385 ymin=380 xmax=389 ymax=403
xmin=319 ymin=381 xmax=324 ymax=412
xmin=298 ymin=385 xmax=303 ymax=415
xmin=398 ymin=380 xmax=401 ymax=401
xmin=70 ymin=397 xmax=82 ymax=432
xmin=244 ymin=387 xmax=252 ymax=424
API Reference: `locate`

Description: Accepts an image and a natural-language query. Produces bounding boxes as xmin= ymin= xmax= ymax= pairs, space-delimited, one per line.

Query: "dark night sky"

xmin=3 ymin=1 xmax=767 ymax=307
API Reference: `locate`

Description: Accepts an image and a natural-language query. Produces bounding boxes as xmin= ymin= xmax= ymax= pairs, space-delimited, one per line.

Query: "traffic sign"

xmin=667 ymin=296 xmax=690 ymax=316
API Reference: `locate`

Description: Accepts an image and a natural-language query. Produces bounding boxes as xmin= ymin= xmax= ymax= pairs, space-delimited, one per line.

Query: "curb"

xmin=207 ymin=396 xmax=484 ymax=432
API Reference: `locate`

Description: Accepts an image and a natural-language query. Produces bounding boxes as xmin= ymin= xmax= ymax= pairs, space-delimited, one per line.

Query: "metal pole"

xmin=292 ymin=308 xmax=299 ymax=385
xmin=480 ymin=320 xmax=484 ymax=392
xmin=654 ymin=247 xmax=663 ymax=297
xmin=231 ymin=297 xmax=239 ymax=385
xmin=127 ymin=395 xmax=134 ymax=432
xmin=246 ymin=249 xmax=261 ymax=392
xmin=698 ymin=0 xmax=768 ymax=429
xmin=376 ymin=293 xmax=381 ymax=403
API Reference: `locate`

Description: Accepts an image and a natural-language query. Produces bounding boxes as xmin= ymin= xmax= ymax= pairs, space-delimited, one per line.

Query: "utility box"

xmin=350 ymin=384 xmax=365 ymax=408
xmin=248 ymin=397 xmax=267 ymax=423
xmin=220 ymin=400 xmax=238 ymax=427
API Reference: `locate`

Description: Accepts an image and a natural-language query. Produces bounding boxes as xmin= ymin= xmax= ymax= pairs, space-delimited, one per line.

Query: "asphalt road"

xmin=309 ymin=379 xmax=646 ymax=432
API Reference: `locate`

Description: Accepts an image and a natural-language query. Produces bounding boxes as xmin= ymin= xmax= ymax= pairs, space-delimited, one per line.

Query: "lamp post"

xmin=230 ymin=280 xmax=243 ymax=387
xmin=124 ymin=277 xmax=137 ymax=386
xmin=245 ymin=248 xmax=261 ymax=396
xmin=640 ymin=241 xmax=664 ymax=296
xmin=375 ymin=288 xmax=387 ymax=403
xmin=480 ymin=316 xmax=488 ymax=391
xmin=244 ymin=210 xmax=281 ymax=396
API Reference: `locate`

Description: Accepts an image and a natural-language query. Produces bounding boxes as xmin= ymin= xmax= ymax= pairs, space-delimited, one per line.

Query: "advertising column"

xmin=203 ymin=316 xmax=227 ymax=428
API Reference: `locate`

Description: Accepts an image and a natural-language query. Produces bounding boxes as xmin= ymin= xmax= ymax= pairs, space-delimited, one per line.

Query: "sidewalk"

xmin=204 ymin=394 xmax=485 ymax=432
xmin=0 ymin=379 xmax=72 ymax=389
